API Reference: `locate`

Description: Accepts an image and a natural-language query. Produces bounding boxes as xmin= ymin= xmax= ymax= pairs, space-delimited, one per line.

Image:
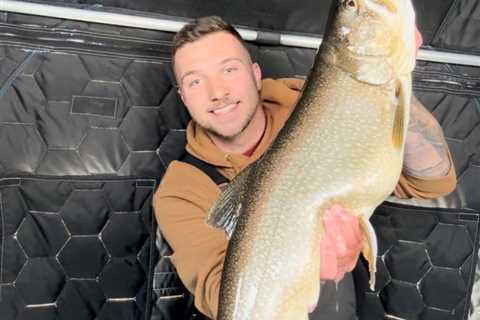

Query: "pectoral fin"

xmin=358 ymin=216 xmax=378 ymax=290
xmin=392 ymin=76 xmax=412 ymax=150
xmin=207 ymin=166 xmax=251 ymax=238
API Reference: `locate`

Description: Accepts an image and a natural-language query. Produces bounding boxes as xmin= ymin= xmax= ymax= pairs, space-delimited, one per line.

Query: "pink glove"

xmin=319 ymin=204 xmax=365 ymax=282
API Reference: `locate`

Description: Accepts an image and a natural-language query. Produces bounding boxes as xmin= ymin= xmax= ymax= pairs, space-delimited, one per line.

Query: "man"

xmin=153 ymin=16 xmax=456 ymax=320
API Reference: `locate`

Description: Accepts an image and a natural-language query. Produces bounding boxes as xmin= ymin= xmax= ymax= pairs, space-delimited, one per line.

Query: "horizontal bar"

xmin=0 ymin=0 xmax=185 ymax=32
xmin=417 ymin=49 xmax=480 ymax=67
xmin=1 ymin=0 xmax=480 ymax=67
xmin=279 ymin=34 xmax=480 ymax=67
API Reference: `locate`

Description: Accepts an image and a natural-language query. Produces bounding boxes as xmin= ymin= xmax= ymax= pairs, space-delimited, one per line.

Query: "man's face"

xmin=174 ymin=31 xmax=262 ymax=140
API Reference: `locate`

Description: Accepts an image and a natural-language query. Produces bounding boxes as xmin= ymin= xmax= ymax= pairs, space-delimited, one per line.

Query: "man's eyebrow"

xmin=220 ymin=57 xmax=244 ymax=65
xmin=179 ymin=58 xmax=245 ymax=84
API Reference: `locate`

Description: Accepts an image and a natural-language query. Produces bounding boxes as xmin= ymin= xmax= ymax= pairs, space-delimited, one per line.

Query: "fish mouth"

xmin=362 ymin=0 xmax=416 ymax=57
xmin=208 ymin=102 xmax=240 ymax=115
xmin=363 ymin=0 xmax=398 ymax=16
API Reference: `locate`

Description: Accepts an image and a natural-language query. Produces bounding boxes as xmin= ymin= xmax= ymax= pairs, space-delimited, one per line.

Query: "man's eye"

xmin=224 ymin=66 xmax=238 ymax=74
xmin=188 ymin=79 xmax=201 ymax=88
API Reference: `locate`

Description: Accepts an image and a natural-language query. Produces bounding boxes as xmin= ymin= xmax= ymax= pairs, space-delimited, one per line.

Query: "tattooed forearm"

xmin=403 ymin=96 xmax=451 ymax=177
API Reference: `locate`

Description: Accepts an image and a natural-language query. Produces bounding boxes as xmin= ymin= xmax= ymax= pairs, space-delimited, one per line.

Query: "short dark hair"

xmin=172 ymin=16 xmax=246 ymax=61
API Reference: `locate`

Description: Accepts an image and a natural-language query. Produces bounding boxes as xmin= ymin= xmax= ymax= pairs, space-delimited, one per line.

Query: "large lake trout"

xmin=208 ymin=0 xmax=417 ymax=318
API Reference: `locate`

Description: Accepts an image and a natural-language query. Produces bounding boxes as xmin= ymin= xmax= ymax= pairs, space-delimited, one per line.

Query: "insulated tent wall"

xmin=0 ymin=0 xmax=479 ymax=320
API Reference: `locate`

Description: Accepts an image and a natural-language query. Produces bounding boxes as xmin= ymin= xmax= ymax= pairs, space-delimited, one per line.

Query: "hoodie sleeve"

xmin=153 ymin=161 xmax=226 ymax=319
xmin=394 ymin=152 xmax=457 ymax=199
xmin=260 ymin=77 xmax=305 ymax=119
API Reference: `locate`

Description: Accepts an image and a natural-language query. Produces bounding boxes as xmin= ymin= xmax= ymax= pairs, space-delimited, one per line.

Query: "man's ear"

xmin=177 ymin=86 xmax=193 ymax=116
xmin=177 ymin=87 xmax=186 ymax=105
xmin=252 ymin=62 xmax=262 ymax=91
xmin=170 ymin=61 xmax=186 ymax=102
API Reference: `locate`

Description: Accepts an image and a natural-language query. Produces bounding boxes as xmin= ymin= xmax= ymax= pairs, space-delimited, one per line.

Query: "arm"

xmin=403 ymin=95 xmax=451 ymax=178
xmin=153 ymin=161 xmax=226 ymax=319
xmin=393 ymin=96 xmax=457 ymax=199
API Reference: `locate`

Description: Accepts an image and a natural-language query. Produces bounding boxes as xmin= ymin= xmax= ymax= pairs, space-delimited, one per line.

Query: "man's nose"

xmin=209 ymin=77 xmax=229 ymax=101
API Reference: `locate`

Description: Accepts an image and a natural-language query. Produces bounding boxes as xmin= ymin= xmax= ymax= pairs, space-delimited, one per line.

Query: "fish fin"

xmin=392 ymin=76 xmax=412 ymax=150
xmin=307 ymin=286 xmax=320 ymax=314
xmin=206 ymin=166 xmax=251 ymax=238
xmin=358 ymin=215 xmax=378 ymax=290
xmin=307 ymin=255 xmax=321 ymax=315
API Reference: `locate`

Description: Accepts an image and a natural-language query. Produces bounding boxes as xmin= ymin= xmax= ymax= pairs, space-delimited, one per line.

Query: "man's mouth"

xmin=209 ymin=102 xmax=239 ymax=115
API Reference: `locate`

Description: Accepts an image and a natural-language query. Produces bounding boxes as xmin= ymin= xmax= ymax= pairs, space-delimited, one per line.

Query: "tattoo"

xmin=402 ymin=96 xmax=451 ymax=177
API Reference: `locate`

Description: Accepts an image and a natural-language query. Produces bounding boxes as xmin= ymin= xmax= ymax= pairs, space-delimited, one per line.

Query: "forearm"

xmin=402 ymin=96 xmax=452 ymax=178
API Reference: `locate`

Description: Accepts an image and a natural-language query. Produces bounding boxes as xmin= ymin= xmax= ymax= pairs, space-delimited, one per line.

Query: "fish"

xmin=207 ymin=0 xmax=418 ymax=319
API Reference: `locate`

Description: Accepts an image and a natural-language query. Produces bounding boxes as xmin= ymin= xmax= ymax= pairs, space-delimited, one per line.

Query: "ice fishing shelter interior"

xmin=0 ymin=0 xmax=479 ymax=319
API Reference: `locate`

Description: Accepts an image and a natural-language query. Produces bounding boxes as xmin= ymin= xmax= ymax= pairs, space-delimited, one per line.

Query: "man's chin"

xmin=206 ymin=128 xmax=240 ymax=142
xmin=201 ymin=115 xmax=254 ymax=142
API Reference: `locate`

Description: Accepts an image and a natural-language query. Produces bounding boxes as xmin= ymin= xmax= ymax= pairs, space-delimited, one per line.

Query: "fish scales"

xmin=208 ymin=0 xmax=417 ymax=319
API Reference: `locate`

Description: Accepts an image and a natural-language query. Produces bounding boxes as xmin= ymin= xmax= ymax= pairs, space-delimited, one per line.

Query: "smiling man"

xmin=153 ymin=16 xmax=456 ymax=320
xmin=174 ymin=30 xmax=265 ymax=154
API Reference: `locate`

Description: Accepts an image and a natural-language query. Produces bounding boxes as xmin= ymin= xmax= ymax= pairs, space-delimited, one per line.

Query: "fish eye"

xmin=344 ymin=0 xmax=357 ymax=8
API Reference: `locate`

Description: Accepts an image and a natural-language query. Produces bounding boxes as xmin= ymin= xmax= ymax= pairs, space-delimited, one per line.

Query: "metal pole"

xmin=0 ymin=0 xmax=185 ymax=32
xmin=1 ymin=0 xmax=480 ymax=67
xmin=417 ymin=49 xmax=480 ymax=67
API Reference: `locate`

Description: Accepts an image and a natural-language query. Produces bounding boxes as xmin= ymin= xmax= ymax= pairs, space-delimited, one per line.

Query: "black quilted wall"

xmin=356 ymin=203 xmax=480 ymax=320
xmin=0 ymin=0 xmax=480 ymax=320
xmin=413 ymin=61 xmax=480 ymax=212
xmin=0 ymin=47 xmax=188 ymax=177
xmin=0 ymin=12 xmax=189 ymax=320
xmin=0 ymin=178 xmax=157 ymax=319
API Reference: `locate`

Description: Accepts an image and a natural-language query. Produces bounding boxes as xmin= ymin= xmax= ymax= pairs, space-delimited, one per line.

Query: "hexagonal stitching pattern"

xmin=0 ymin=46 xmax=182 ymax=178
xmin=411 ymin=62 xmax=480 ymax=216
xmin=358 ymin=203 xmax=480 ymax=320
xmin=0 ymin=177 xmax=156 ymax=319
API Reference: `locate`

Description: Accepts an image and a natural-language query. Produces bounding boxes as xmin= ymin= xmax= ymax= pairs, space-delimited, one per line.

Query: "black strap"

xmin=181 ymin=151 xmax=229 ymax=186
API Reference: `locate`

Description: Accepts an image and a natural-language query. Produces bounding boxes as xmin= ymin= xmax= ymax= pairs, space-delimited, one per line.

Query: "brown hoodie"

xmin=153 ymin=78 xmax=456 ymax=319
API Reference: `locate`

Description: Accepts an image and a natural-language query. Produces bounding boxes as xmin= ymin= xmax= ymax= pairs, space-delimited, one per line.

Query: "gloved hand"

xmin=319 ymin=204 xmax=365 ymax=282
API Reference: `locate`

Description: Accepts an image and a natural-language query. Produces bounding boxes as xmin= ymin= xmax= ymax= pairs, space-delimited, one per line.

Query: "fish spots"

xmin=339 ymin=27 xmax=352 ymax=38
xmin=364 ymin=0 xmax=397 ymax=16
xmin=347 ymin=45 xmax=367 ymax=55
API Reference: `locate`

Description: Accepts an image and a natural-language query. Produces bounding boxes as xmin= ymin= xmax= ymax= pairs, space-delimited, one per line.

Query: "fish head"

xmin=323 ymin=0 xmax=416 ymax=84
